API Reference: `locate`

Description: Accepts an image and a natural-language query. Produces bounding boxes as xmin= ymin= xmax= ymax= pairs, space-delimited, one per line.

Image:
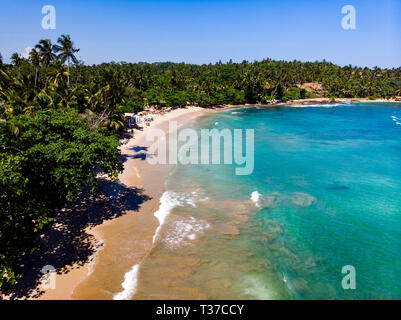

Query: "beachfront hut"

xmin=124 ymin=114 xmax=133 ymax=127
xmin=125 ymin=113 xmax=140 ymax=127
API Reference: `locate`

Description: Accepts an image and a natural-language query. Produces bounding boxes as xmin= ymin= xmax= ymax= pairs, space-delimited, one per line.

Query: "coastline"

xmin=222 ymin=97 xmax=401 ymax=109
xmin=10 ymin=98 xmax=400 ymax=300
xmin=28 ymin=106 xmax=209 ymax=300
xmin=279 ymin=97 xmax=401 ymax=105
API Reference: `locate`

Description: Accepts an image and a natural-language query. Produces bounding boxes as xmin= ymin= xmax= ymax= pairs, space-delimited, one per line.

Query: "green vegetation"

xmin=1 ymin=37 xmax=401 ymax=122
xmin=0 ymin=36 xmax=126 ymax=288
xmin=0 ymin=109 xmax=123 ymax=287
xmin=0 ymin=35 xmax=400 ymax=288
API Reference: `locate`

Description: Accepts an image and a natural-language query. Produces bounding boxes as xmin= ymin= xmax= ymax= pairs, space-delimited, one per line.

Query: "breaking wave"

xmin=153 ymin=191 xmax=197 ymax=243
xmin=113 ymin=264 xmax=140 ymax=300
xmin=163 ymin=216 xmax=210 ymax=249
xmin=251 ymin=191 xmax=262 ymax=207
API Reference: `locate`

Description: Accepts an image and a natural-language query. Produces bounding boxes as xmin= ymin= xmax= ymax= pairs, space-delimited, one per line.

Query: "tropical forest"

xmin=1 ymin=34 xmax=400 ymax=288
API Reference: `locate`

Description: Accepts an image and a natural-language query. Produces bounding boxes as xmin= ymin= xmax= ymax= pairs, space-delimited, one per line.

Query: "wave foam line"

xmin=153 ymin=191 xmax=181 ymax=243
xmin=288 ymin=102 xmax=350 ymax=108
xmin=114 ymin=191 xmax=195 ymax=300
xmin=251 ymin=191 xmax=262 ymax=207
xmin=113 ymin=264 xmax=140 ymax=300
xmin=87 ymin=240 xmax=104 ymax=276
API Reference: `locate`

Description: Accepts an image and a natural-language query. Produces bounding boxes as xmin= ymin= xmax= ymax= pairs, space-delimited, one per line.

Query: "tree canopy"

xmin=1 ymin=36 xmax=400 ymax=124
xmin=0 ymin=109 xmax=123 ymax=287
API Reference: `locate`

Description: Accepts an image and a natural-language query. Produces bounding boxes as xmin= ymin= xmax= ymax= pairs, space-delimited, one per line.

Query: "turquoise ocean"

xmin=135 ymin=102 xmax=401 ymax=300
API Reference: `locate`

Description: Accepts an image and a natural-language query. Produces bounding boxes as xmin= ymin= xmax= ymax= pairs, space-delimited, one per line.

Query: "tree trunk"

xmin=67 ymin=56 xmax=70 ymax=86
xmin=34 ymin=67 xmax=38 ymax=87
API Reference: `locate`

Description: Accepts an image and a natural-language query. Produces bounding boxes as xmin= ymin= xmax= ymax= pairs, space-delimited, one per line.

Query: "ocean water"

xmin=134 ymin=103 xmax=401 ymax=300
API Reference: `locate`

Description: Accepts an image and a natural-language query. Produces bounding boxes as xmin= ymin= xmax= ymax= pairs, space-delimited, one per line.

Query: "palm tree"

xmin=0 ymin=52 xmax=3 ymax=66
xmin=47 ymin=57 xmax=67 ymax=85
xmin=55 ymin=85 xmax=78 ymax=109
xmin=11 ymin=52 xmax=22 ymax=78
xmin=53 ymin=35 xmax=80 ymax=86
xmin=10 ymin=52 xmax=21 ymax=66
xmin=29 ymin=48 xmax=40 ymax=87
xmin=35 ymin=39 xmax=55 ymax=66
xmin=0 ymin=60 xmax=10 ymax=96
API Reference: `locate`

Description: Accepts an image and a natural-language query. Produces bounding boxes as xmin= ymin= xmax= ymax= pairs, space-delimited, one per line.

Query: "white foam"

xmin=186 ymin=197 xmax=197 ymax=208
xmin=153 ymin=192 xmax=180 ymax=243
xmin=288 ymin=103 xmax=348 ymax=108
xmin=113 ymin=264 xmax=140 ymax=300
xmin=391 ymin=115 xmax=400 ymax=125
xmin=152 ymin=191 xmax=197 ymax=244
xmin=164 ymin=217 xmax=210 ymax=249
xmin=87 ymin=240 xmax=104 ymax=276
xmin=187 ymin=233 xmax=196 ymax=240
xmin=114 ymin=191 xmax=198 ymax=300
xmin=251 ymin=191 xmax=262 ymax=207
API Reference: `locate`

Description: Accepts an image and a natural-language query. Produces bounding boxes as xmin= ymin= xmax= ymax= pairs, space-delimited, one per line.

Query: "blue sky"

xmin=0 ymin=0 xmax=400 ymax=68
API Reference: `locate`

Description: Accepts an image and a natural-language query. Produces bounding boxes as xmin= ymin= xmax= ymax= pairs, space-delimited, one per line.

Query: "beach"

xmin=222 ymin=97 xmax=401 ymax=109
xmin=2 ymin=0 xmax=400 ymax=302
xmin=7 ymin=100 xmax=401 ymax=300
xmin=281 ymin=97 xmax=401 ymax=105
xmin=124 ymin=101 xmax=401 ymax=299
xmin=21 ymin=106 xmax=209 ymax=300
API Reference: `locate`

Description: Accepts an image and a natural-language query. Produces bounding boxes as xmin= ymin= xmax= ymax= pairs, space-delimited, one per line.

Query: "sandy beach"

xmin=222 ymin=97 xmax=401 ymax=109
xmin=6 ymin=98 xmax=400 ymax=300
xmin=2 ymin=0 xmax=400 ymax=302
xmin=9 ymin=106 xmax=209 ymax=300
xmin=281 ymin=97 xmax=401 ymax=105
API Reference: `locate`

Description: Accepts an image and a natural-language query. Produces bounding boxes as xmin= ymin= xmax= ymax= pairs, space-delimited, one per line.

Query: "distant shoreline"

xmin=217 ymin=97 xmax=401 ymax=110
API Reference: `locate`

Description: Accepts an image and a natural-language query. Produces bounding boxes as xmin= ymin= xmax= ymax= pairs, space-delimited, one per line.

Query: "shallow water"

xmin=133 ymin=103 xmax=401 ymax=300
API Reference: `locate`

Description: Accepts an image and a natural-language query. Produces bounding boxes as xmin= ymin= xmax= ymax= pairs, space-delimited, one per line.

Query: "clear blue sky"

xmin=1 ymin=0 xmax=400 ymax=68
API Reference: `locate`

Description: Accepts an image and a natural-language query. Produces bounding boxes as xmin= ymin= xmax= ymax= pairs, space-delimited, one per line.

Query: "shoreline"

xmin=279 ymin=97 xmax=401 ymax=105
xmin=26 ymin=106 xmax=210 ymax=300
xmin=9 ymin=99 xmax=400 ymax=300
xmin=220 ymin=97 xmax=401 ymax=109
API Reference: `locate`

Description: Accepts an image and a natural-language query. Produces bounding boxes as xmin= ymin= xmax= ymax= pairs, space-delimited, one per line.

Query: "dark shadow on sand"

xmin=4 ymin=177 xmax=151 ymax=299
xmin=120 ymin=145 xmax=149 ymax=162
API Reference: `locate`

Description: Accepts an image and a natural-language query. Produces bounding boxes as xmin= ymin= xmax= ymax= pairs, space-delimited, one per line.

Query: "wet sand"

xmin=131 ymin=195 xmax=281 ymax=300
xmin=28 ymin=106 xmax=209 ymax=300
xmin=12 ymin=99 xmax=399 ymax=300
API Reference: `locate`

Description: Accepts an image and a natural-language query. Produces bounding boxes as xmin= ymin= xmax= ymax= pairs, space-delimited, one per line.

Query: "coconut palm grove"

xmin=1 ymin=34 xmax=401 ymax=289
